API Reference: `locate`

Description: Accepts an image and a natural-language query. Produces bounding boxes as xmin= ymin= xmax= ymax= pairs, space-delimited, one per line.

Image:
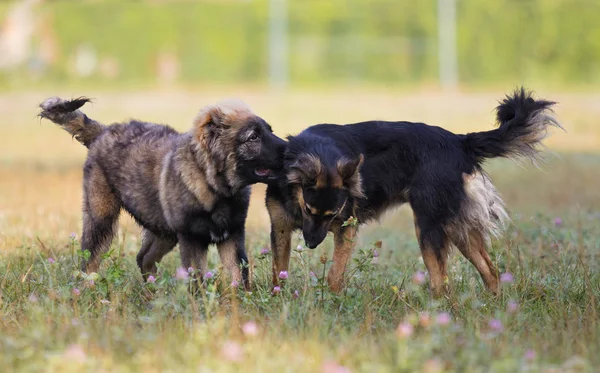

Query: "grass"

xmin=1 ymin=88 xmax=599 ymax=372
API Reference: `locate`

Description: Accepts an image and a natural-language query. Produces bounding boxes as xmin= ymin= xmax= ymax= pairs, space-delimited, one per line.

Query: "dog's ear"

xmin=337 ymin=154 xmax=364 ymax=198
xmin=288 ymin=154 xmax=322 ymax=185
xmin=192 ymin=100 xmax=253 ymax=145
xmin=192 ymin=105 xmax=228 ymax=146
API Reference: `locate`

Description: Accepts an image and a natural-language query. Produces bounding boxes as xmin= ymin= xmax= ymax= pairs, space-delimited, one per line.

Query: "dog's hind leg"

xmin=80 ymin=162 xmax=121 ymax=273
xmin=452 ymin=230 xmax=499 ymax=295
xmin=412 ymin=212 xmax=451 ymax=298
xmin=266 ymin=196 xmax=293 ymax=287
xmin=327 ymin=224 xmax=358 ymax=293
xmin=136 ymin=229 xmax=177 ymax=279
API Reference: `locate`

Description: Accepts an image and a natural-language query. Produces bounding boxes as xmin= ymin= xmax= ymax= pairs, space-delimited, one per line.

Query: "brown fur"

xmin=39 ymin=97 xmax=285 ymax=287
xmin=266 ymin=196 xmax=294 ymax=286
xmin=327 ymin=223 xmax=358 ymax=293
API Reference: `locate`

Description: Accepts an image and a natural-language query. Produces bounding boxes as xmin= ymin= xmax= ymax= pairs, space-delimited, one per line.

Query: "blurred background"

xmin=0 ymin=0 xmax=599 ymax=252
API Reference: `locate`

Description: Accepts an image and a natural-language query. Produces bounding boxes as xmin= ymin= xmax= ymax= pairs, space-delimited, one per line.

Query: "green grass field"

xmin=1 ymin=89 xmax=599 ymax=372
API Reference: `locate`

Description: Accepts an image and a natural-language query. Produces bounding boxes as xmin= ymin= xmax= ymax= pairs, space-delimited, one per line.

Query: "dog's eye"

xmin=303 ymin=205 xmax=312 ymax=215
xmin=248 ymin=133 xmax=259 ymax=142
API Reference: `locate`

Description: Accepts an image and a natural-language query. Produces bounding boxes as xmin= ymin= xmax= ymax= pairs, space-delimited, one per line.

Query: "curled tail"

xmin=464 ymin=87 xmax=563 ymax=164
xmin=39 ymin=97 xmax=105 ymax=148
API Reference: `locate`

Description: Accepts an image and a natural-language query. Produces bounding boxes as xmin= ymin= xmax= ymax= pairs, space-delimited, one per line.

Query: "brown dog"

xmin=39 ymin=97 xmax=285 ymax=288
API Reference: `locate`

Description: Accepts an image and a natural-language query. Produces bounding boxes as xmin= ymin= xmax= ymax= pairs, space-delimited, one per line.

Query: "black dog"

xmin=266 ymin=88 xmax=562 ymax=295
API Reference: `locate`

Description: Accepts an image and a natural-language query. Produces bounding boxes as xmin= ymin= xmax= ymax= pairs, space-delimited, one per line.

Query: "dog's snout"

xmin=305 ymin=241 xmax=318 ymax=249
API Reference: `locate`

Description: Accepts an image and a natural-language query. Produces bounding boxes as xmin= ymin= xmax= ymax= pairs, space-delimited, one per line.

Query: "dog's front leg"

xmin=328 ymin=224 xmax=358 ymax=293
xmin=217 ymin=233 xmax=250 ymax=290
xmin=178 ymin=235 xmax=209 ymax=287
xmin=266 ymin=197 xmax=293 ymax=287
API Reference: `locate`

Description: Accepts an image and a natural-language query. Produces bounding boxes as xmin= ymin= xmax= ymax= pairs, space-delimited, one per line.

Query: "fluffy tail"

xmin=464 ymin=87 xmax=563 ymax=164
xmin=39 ymin=97 xmax=105 ymax=148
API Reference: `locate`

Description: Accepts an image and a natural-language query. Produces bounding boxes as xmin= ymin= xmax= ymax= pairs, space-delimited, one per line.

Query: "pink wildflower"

xmin=436 ymin=312 xmax=451 ymax=326
xmin=524 ymin=349 xmax=536 ymax=361
xmin=507 ymin=300 xmax=519 ymax=314
xmin=412 ymin=271 xmax=427 ymax=285
xmin=72 ymin=288 xmax=81 ymax=296
xmin=47 ymin=257 xmax=55 ymax=264
xmin=221 ymin=341 xmax=243 ymax=362
xmin=242 ymin=321 xmax=258 ymax=337
xmin=147 ymin=275 xmax=156 ymax=283
xmin=396 ymin=321 xmax=414 ymax=338
xmin=278 ymin=271 xmax=289 ymax=280
xmin=322 ymin=360 xmax=351 ymax=373
xmin=488 ymin=318 xmax=503 ymax=333
xmin=500 ymin=272 xmax=514 ymax=283
xmin=175 ymin=267 xmax=189 ymax=280
xmin=272 ymin=286 xmax=281 ymax=295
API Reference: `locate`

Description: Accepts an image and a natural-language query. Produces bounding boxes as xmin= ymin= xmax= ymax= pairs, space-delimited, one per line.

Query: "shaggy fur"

xmin=39 ymin=97 xmax=285 ymax=289
xmin=266 ymin=87 xmax=562 ymax=295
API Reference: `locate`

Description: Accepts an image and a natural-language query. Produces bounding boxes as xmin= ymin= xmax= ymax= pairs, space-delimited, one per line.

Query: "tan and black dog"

xmin=39 ymin=97 xmax=285 ymax=288
xmin=266 ymin=88 xmax=562 ymax=296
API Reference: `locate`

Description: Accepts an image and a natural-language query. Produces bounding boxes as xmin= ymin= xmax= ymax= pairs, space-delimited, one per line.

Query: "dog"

xmin=39 ymin=97 xmax=286 ymax=288
xmin=266 ymin=88 xmax=562 ymax=296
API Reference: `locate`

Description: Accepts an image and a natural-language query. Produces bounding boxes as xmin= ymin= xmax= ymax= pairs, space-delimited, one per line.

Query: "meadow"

xmin=0 ymin=88 xmax=599 ymax=372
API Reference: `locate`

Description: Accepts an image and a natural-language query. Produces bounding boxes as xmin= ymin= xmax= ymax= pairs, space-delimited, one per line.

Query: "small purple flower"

xmin=72 ymin=288 xmax=81 ymax=296
xmin=147 ymin=275 xmax=156 ymax=284
xmin=309 ymin=271 xmax=316 ymax=278
xmin=507 ymin=300 xmax=519 ymax=314
xmin=278 ymin=271 xmax=288 ymax=280
xmin=500 ymin=272 xmax=514 ymax=284
xmin=524 ymin=349 xmax=536 ymax=361
xmin=175 ymin=267 xmax=189 ymax=280
xmin=372 ymin=249 xmax=380 ymax=258
xmin=488 ymin=318 xmax=503 ymax=332
xmin=69 ymin=232 xmax=77 ymax=240
xmin=47 ymin=257 xmax=55 ymax=264
xmin=204 ymin=271 xmax=214 ymax=280
xmin=272 ymin=286 xmax=281 ymax=295
xmin=293 ymin=290 xmax=300 ymax=299
xmin=412 ymin=271 xmax=427 ymax=285
xmin=231 ymin=280 xmax=240 ymax=288
xmin=296 ymin=244 xmax=304 ymax=251
xmin=436 ymin=312 xmax=451 ymax=326
xmin=260 ymin=247 xmax=270 ymax=255
xmin=554 ymin=217 xmax=563 ymax=227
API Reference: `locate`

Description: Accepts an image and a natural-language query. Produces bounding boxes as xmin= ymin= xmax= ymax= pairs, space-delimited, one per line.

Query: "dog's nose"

xmin=305 ymin=241 xmax=317 ymax=249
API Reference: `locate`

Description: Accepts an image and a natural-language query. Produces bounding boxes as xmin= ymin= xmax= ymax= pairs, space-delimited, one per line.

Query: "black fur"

xmin=267 ymin=87 xmax=561 ymax=294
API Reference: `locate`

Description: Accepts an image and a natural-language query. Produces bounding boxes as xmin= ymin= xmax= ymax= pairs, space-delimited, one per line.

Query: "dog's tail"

xmin=464 ymin=87 xmax=563 ymax=164
xmin=39 ymin=97 xmax=105 ymax=148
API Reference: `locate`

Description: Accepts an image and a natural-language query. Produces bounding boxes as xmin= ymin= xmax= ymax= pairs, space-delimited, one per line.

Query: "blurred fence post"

xmin=438 ymin=0 xmax=458 ymax=89
xmin=269 ymin=0 xmax=288 ymax=90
